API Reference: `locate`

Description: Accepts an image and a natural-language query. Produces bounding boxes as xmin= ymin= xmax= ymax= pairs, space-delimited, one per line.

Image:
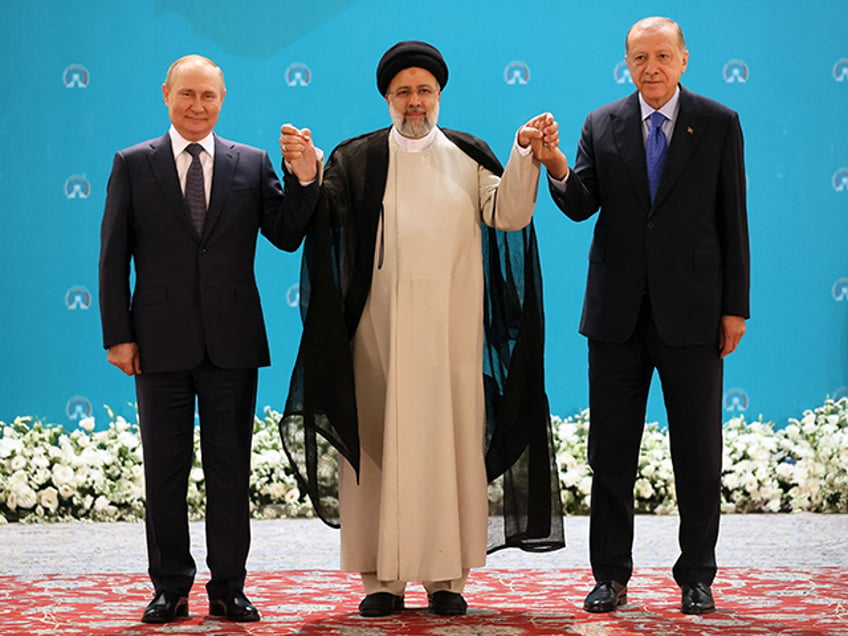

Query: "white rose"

xmin=268 ymin=482 xmax=287 ymax=500
xmin=52 ymin=464 xmax=75 ymax=487
xmin=13 ymin=484 xmax=37 ymax=509
xmin=39 ymin=487 xmax=59 ymax=512
xmin=117 ymin=431 xmax=139 ymax=449
xmin=10 ymin=470 xmax=29 ymax=487
xmin=0 ymin=437 xmax=24 ymax=459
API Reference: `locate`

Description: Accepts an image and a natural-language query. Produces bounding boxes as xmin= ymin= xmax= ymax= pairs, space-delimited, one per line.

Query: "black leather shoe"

xmin=209 ymin=590 xmax=261 ymax=622
xmin=358 ymin=592 xmax=405 ymax=617
xmin=141 ymin=590 xmax=188 ymax=623
xmin=681 ymin=582 xmax=715 ymax=615
xmin=428 ymin=591 xmax=468 ymax=616
xmin=583 ymin=580 xmax=627 ymax=613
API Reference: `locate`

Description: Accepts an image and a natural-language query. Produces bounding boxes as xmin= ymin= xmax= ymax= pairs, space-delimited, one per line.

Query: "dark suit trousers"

xmin=586 ymin=295 xmax=723 ymax=587
xmin=135 ymin=359 xmax=257 ymax=598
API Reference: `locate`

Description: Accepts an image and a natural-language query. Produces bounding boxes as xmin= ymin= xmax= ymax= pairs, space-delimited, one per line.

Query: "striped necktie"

xmin=184 ymin=143 xmax=206 ymax=235
xmin=645 ymin=111 xmax=667 ymax=203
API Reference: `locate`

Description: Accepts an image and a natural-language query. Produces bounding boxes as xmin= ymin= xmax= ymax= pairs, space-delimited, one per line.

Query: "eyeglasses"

xmin=386 ymin=86 xmax=439 ymax=100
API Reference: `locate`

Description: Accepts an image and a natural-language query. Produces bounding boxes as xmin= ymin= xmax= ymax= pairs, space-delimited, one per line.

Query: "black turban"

xmin=376 ymin=40 xmax=448 ymax=95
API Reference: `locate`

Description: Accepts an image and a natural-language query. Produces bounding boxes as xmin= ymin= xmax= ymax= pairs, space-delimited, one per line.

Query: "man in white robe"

xmin=279 ymin=41 xmax=565 ymax=617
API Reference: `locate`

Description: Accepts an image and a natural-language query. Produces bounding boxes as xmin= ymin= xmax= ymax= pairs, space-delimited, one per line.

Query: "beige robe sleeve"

xmin=479 ymin=142 xmax=541 ymax=231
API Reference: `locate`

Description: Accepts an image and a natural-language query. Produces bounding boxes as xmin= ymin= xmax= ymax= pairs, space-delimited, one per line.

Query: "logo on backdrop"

xmin=63 ymin=64 xmax=89 ymax=88
xmin=723 ymin=59 xmax=749 ymax=83
xmin=285 ymin=63 xmax=311 ymax=87
xmin=723 ymin=388 xmax=749 ymax=414
xmin=833 ymin=58 xmax=848 ymax=82
xmin=833 ymin=168 xmax=848 ymax=191
xmin=65 ymin=286 xmax=92 ymax=310
xmin=64 ymin=175 xmax=90 ymax=199
xmin=833 ymin=278 xmax=848 ymax=302
xmin=613 ymin=60 xmax=633 ymax=84
xmin=66 ymin=396 xmax=92 ymax=420
xmin=286 ymin=283 xmax=300 ymax=308
xmin=504 ymin=62 xmax=530 ymax=85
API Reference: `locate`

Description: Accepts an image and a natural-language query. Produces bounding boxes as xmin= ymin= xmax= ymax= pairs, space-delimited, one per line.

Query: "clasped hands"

xmin=280 ymin=123 xmax=319 ymax=182
xmin=518 ymin=112 xmax=569 ymax=180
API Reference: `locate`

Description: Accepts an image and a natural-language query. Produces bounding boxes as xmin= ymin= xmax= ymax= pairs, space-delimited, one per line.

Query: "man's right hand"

xmin=107 ymin=342 xmax=141 ymax=376
xmin=280 ymin=123 xmax=318 ymax=183
xmin=518 ymin=112 xmax=569 ymax=180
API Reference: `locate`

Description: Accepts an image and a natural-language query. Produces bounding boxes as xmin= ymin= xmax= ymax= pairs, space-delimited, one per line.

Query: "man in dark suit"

xmin=98 ymin=54 xmax=318 ymax=624
xmin=540 ymin=17 xmax=750 ymax=614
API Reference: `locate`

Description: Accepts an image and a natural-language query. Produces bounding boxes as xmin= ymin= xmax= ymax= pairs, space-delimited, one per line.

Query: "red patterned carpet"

xmin=1 ymin=568 xmax=846 ymax=635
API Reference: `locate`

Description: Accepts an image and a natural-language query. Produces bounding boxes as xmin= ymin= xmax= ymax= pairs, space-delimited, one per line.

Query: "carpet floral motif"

xmin=1 ymin=568 xmax=846 ymax=635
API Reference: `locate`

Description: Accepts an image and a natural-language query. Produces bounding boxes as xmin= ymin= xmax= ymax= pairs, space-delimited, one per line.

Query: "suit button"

xmin=647 ymin=222 xmax=655 ymax=229
xmin=200 ymin=248 xmax=208 ymax=255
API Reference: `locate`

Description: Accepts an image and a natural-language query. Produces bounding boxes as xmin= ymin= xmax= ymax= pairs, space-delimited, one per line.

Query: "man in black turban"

xmin=278 ymin=40 xmax=566 ymax=618
xmin=376 ymin=40 xmax=448 ymax=95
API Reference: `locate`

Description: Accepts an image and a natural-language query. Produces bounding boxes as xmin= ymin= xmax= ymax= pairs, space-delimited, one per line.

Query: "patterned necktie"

xmin=645 ymin=111 xmax=667 ymax=203
xmin=184 ymin=143 xmax=206 ymax=235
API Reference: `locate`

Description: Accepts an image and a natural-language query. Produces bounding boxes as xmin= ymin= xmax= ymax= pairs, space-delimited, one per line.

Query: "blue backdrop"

xmin=1 ymin=0 xmax=846 ymax=430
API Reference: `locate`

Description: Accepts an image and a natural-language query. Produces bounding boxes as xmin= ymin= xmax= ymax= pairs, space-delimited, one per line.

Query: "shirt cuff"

xmin=548 ymin=168 xmax=569 ymax=191
xmin=514 ymin=132 xmax=533 ymax=157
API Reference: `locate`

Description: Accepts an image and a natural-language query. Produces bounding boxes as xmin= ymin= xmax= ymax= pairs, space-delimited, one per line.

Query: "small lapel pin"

xmin=687 ymin=126 xmax=694 ymax=135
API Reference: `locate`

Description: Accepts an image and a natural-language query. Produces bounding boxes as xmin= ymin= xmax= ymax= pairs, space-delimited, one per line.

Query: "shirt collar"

xmin=638 ymin=85 xmax=681 ymax=123
xmin=169 ymin=125 xmax=215 ymax=159
xmin=390 ymin=124 xmax=438 ymax=153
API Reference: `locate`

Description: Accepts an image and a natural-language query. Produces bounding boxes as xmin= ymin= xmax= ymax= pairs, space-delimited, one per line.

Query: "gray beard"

xmin=390 ymin=101 xmax=440 ymax=138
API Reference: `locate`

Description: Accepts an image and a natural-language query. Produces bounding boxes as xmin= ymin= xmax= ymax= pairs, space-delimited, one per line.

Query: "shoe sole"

xmin=209 ymin=609 xmax=261 ymax=622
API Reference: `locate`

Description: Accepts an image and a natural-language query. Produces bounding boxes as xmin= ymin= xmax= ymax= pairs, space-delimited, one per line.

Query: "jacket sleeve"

xmin=548 ymin=111 xmax=601 ymax=222
xmin=259 ymin=150 xmax=321 ymax=252
xmin=717 ymin=111 xmax=750 ymax=318
xmin=98 ymin=151 xmax=135 ymax=349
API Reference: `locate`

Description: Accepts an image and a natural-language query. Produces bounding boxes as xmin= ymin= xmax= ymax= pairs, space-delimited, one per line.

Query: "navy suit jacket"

xmin=99 ymin=133 xmax=317 ymax=373
xmin=550 ymin=86 xmax=750 ymax=346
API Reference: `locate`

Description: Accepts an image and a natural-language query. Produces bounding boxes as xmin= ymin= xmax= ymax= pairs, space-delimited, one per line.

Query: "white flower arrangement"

xmin=1 ymin=398 xmax=846 ymax=523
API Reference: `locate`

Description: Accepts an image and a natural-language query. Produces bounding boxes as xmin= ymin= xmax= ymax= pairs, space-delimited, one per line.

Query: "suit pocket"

xmin=132 ymin=286 xmax=167 ymax=307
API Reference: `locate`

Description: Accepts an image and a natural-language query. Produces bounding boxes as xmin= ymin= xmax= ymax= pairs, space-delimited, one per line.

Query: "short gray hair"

xmin=164 ymin=54 xmax=226 ymax=91
xmin=625 ymin=17 xmax=686 ymax=53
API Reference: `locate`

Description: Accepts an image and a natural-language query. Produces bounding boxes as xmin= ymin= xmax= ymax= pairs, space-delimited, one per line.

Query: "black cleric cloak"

xmin=280 ymin=126 xmax=564 ymax=553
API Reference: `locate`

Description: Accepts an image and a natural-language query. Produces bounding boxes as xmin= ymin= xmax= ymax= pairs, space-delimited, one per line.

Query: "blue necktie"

xmin=185 ymin=143 xmax=206 ymax=235
xmin=645 ymin=111 xmax=667 ymax=203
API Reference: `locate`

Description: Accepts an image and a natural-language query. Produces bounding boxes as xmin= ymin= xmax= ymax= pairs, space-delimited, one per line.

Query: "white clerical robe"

xmin=338 ymin=126 xmax=540 ymax=585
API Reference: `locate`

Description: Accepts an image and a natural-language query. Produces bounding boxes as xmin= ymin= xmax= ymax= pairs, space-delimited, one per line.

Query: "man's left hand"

xmin=280 ymin=123 xmax=318 ymax=182
xmin=719 ymin=315 xmax=747 ymax=358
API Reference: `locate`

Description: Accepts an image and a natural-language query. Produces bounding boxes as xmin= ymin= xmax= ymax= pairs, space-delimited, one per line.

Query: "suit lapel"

xmin=147 ymin=135 xmax=198 ymax=238
xmin=204 ymin=135 xmax=238 ymax=239
xmin=611 ymin=93 xmax=652 ymax=210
